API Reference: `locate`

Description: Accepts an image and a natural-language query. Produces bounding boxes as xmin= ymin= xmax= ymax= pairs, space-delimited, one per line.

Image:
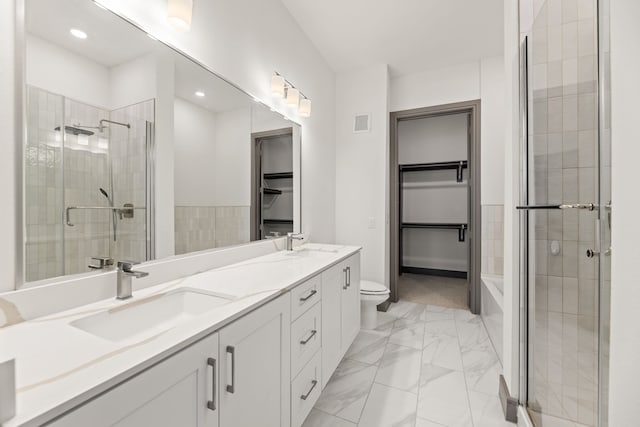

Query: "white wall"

xmin=25 ymin=35 xmax=110 ymax=108
xmin=109 ymin=53 xmax=157 ymax=109
xmin=173 ymin=97 xmax=217 ymax=206
xmin=335 ymin=64 xmax=389 ymax=285
xmin=608 ymin=0 xmax=640 ymax=423
xmin=0 ymin=0 xmax=16 ymax=292
xmin=98 ymin=0 xmax=336 ymax=243
xmin=214 ymin=108 xmax=252 ymax=206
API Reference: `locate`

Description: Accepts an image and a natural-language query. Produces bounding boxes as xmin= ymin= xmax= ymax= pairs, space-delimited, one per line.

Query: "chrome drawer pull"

xmin=226 ymin=346 xmax=235 ymax=393
xmin=300 ymin=330 xmax=317 ymax=345
xmin=299 ymin=289 xmax=317 ymax=302
xmin=207 ymin=358 xmax=216 ymax=411
xmin=300 ymin=380 xmax=318 ymax=400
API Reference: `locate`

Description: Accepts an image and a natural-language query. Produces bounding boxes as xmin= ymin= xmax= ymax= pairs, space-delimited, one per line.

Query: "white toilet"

xmin=360 ymin=280 xmax=390 ymax=330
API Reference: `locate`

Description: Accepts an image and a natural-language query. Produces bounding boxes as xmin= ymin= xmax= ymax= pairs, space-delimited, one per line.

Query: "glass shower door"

xmin=520 ymin=1 xmax=606 ymax=426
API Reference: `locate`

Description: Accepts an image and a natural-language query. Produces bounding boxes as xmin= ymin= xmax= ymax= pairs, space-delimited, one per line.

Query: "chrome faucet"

xmin=116 ymin=261 xmax=149 ymax=300
xmin=286 ymin=232 xmax=305 ymax=251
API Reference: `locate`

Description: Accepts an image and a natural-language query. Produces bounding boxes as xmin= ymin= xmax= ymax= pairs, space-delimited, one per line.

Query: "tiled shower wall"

xmin=175 ymin=206 xmax=250 ymax=255
xmin=481 ymin=204 xmax=504 ymax=276
xmin=25 ymin=86 xmax=152 ymax=282
xmin=524 ymin=0 xmax=600 ymax=425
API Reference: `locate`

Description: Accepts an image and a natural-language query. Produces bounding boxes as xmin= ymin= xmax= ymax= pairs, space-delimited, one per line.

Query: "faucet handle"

xmin=117 ymin=260 xmax=138 ymax=272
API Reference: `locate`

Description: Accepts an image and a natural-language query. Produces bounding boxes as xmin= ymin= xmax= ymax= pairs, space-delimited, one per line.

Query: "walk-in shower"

xmin=518 ymin=0 xmax=611 ymax=426
xmin=24 ymin=86 xmax=155 ymax=281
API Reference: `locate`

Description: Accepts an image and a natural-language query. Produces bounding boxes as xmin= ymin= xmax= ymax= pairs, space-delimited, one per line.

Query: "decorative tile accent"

xmin=174 ymin=206 xmax=250 ymax=255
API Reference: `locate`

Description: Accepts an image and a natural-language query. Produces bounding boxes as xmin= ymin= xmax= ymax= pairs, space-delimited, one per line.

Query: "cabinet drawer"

xmin=291 ymin=350 xmax=321 ymax=427
xmin=291 ymin=302 xmax=321 ymax=376
xmin=290 ymin=274 xmax=321 ymax=321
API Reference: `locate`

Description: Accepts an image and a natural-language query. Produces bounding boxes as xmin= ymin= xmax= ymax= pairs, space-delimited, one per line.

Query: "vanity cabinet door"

xmin=48 ymin=333 xmax=220 ymax=427
xmin=321 ymin=252 xmax=361 ymax=389
xmin=341 ymin=252 xmax=361 ymax=352
xmin=218 ymin=293 xmax=291 ymax=427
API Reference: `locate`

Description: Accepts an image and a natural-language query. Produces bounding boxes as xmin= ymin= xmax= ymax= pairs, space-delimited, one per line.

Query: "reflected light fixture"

xmin=195 ymin=91 xmax=205 ymax=97
xmin=286 ymin=87 xmax=300 ymax=107
xmin=167 ymin=0 xmax=193 ymax=31
xmin=299 ymin=98 xmax=311 ymax=118
xmin=271 ymin=74 xmax=285 ymax=98
xmin=70 ymin=28 xmax=88 ymax=39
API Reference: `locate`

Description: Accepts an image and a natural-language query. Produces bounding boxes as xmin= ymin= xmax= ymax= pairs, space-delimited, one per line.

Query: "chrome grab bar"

xmin=516 ymin=203 xmax=597 ymax=211
xmin=65 ymin=205 xmax=146 ymax=226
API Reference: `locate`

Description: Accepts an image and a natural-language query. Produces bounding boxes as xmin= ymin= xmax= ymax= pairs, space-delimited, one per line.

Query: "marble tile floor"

xmin=303 ymin=300 xmax=510 ymax=427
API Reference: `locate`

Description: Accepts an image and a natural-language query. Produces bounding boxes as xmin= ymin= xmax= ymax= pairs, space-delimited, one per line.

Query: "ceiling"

xmin=279 ymin=0 xmax=504 ymax=77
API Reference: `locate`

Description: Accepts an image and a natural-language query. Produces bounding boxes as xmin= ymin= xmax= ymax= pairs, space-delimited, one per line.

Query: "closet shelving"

xmin=263 ymin=219 xmax=294 ymax=225
xmin=399 ymin=159 xmax=468 ymax=276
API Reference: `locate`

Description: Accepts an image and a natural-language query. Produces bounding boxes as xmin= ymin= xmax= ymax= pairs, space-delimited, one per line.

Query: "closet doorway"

xmin=250 ymin=128 xmax=294 ymax=240
xmin=389 ymin=100 xmax=481 ymax=314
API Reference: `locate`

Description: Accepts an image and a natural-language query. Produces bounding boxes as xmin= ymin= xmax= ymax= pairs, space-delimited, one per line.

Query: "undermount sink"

xmin=285 ymin=244 xmax=341 ymax=257
xmin=71 ymin=288 xmax=234 ymax=342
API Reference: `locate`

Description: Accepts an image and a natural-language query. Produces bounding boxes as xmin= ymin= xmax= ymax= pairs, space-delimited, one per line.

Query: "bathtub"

xmin=481 ymin=274 xmax=504 ymax=363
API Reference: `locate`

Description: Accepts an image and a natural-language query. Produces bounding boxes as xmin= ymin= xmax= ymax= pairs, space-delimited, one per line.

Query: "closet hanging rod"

xmin=399 ymin=160 xmax=467 ymax=182
xmin=401 ymin=222 xmax=467 ymax=242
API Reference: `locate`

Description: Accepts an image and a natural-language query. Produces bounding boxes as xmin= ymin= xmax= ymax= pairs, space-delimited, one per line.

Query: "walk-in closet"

xmin=390 ymin=102 xmax=480 ymax=312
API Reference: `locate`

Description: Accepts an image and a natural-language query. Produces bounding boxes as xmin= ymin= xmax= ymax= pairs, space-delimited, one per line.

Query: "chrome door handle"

xmin=516 ymin=203 xmax=597 ymax=211
xmin=300 ymin=380 xmax=318 ymax=400
xmin=300 ymin=330 xmax=317 ymax=345
xmin=299 ymin=289 xmax=317 ymax=302
xmin=207 ymin=358 xmax=216 ymax=411
xmin=226 ymin=346 xmax=235 ymax=393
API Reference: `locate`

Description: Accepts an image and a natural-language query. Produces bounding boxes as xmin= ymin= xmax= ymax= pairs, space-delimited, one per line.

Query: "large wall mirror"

xmin=20 ymin=0 xmax=301 ymax=287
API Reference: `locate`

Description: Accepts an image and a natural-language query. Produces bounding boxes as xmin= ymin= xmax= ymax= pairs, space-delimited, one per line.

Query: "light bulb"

xmin=299 ymin=98 xmax=311 ymax=117
xmin=286 ymin=87 xmax=300 ymax=107
xmin=167 ymin=0 xmax=193 ymax=31
xmin=271 ymin=75 xmax=285 ymax=98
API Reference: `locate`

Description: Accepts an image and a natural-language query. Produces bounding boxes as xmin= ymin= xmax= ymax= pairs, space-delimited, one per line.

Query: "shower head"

xmin=54 ymin=125 xmax=95 ymax=136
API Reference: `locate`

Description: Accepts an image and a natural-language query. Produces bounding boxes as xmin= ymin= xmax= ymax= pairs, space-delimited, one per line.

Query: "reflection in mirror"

xmin=21 ymin=0 xmax=300 ymax=288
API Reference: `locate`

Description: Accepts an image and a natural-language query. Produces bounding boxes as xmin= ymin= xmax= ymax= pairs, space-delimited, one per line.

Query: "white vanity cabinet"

xmin=321 ymin=252 xmax=361 ymax=388
xmin=49 ymin=332 xmax=220 ymax=427
xmin=218 ymin=293 xmax=291 ymax=427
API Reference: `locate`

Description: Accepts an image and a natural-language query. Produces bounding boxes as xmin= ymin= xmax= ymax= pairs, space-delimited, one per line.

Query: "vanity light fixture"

xmin=167 ymin=0 xmax=193 ymax=31
xmin=299 ymin=98 xmax=311 ymax=118
xmin=195 ymin=91 xmax=205 ymax=97
xmin=271 ymin=72 xmax=312 ymax=117
xmin=70 ymin=28 xmax=88 ymax=39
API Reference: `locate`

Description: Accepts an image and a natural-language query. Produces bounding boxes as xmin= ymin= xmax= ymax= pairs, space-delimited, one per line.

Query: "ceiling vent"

xmin=353 ymin=113 xmax=371 ymax=133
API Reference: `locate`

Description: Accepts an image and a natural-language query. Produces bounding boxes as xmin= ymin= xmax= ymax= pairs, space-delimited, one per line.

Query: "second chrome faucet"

xmin=116 ymin=261 xmax=149 ymax=300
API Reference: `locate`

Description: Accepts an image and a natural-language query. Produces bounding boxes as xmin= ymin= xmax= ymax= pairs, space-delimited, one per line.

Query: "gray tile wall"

xmin=175 ymin=206 xmax=250 ymax=255
xmin=525 ymin=1 xmax=599 ymax=425
xmin=481 ymin=205 xmax=504 ymax=276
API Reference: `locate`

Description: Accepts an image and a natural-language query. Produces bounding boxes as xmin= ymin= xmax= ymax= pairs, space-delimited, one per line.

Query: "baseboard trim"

xmin=401 ymin=266 xmax=468 ymax=279
xmin=499 ymin=375 xmax=518 ymax=423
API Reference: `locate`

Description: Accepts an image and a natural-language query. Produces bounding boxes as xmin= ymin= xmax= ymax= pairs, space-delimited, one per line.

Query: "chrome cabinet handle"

xmin=299 ymin=289 xmax=317 ymax=302
xmin=226 ymin=346 xmax=235 ymax=393
xmin=587 ymin=247 xmax=611 ymax=258
xmin=347 ymin=266 xmax=351 ymax=287
xmin=300 ymin=330 xmax=317 ymax=345
xmin=207 ymin=358 xmax=216 ymax=411
xmin=342 ymin=268 xmax=348 ymax=290
xmin=300 ymin=380 xmax=318 ymax=400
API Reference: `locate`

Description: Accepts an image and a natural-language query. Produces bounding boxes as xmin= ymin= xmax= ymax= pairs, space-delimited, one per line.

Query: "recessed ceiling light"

xmin=195 ymin=91 xmax=205 ymax=97
xmin=70 ymin=29 xmax=88 ymax=39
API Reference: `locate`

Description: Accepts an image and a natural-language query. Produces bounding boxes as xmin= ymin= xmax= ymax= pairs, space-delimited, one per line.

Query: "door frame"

xmin=250 ymin=127 xmax=293 ymax=241
xmin=388 ymin=100 xmax=482 ymax=314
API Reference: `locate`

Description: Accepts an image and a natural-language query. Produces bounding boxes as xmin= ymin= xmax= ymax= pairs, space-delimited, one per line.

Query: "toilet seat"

xmin=360 ymin=280 xmax=389 ymax=295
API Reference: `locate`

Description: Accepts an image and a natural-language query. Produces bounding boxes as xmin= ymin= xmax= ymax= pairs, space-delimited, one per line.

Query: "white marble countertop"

xmin=0 ymin=243 xmax=360 ymax=427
